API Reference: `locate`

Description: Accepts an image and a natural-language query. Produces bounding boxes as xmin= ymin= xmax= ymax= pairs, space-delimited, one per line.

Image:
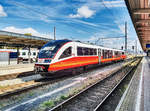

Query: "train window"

xmin=103 ymin=51 xmax=105 ymax=58
xmin=108 ymin=50 xmax=113 ymax=58
xmin=82 ymin=48 xmax=86 ymax=55
xmin=84 ymin=48 xmax=89 ymax=55
xmin=88 ymin=48 xmax=91 ymax=55
xmin=77 ymin=47 xmax=97 ymax=56
xmin=115 ymin=51 xmax=119 ymax=57
xmin=93 ymin=49 xmax=95 ymax=55
xmin=107 ymin=50 xmax=109 ymax=58
xmin=33 ymin=52 xmax=36 ymax=56
xmin=38 ymin=40 xmax=71 ymax=59
xmin=105 ymin=50 xmax=109 ymax=58
xmin=90 ymin=48 xmax=93 ymax=55
xmin=59 ymin=47 xmax=72 ymax=59
xmin=111 ymin=51 xmax=113 ymax=58
xmin=22 ymin=52 xmax=26 ymax=55
xmin=102 ymin=50 xmax=105 ymax=58
xmin=103 ymin=50 xmax=105 ymax=58
xmin=105 ymin=50 xmax=108 ymax=58
xmin=94 ymin=48 xmax=97 ymax=55
xmin=93 ymin=49 xmax=96 ymax=55
xmin=77 ymin=47 xmax=83 ymax=56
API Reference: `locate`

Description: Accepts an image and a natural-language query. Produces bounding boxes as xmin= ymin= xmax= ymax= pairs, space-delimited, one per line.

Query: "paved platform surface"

xmin=142 ymin=57 xmax=150 ymax=111
xmin=116 ymin=57 xmax=150 ymax=111
xmin=0 ymin=63 xmax=34 ymax=75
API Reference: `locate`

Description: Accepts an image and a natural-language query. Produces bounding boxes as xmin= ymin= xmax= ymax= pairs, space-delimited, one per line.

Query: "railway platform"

xmin=116 ymin=57 xmax=149 ymax=111
xmin=0 ymin=63 xmax=34 ymax=80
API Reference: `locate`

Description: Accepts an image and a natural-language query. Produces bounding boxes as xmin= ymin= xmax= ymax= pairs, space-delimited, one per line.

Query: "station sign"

xmin=146 ymin=44 xmax=150 ymax=48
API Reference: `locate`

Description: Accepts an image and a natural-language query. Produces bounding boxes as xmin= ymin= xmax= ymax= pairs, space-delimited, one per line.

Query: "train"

xmin=0 ymin=49 xmax=38 ymax=62
xmin=34 ymin=39 xmax=126 ymax=76
xmin=18 ymin=49 xmax=38 ymax=62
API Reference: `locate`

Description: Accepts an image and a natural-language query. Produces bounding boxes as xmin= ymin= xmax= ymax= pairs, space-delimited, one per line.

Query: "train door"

xmin=98 ymin=49 xmax=101 ymax=64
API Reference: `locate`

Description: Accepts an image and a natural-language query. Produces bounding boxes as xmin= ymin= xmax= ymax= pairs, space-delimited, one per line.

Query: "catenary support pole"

xmin=54 ymin=26 xmax=56 ymax=40
xmin=125 ymin=22 xmax=127 ymax=52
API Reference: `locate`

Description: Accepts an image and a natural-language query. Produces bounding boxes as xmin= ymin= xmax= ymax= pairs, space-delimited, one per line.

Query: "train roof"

xmin=72 ymin=41 xmax=125 ymax=52
xmin=42 ymin=39 xmax=124 ymax=52
xmin=46 ymin=39 xmax=72 ymax=45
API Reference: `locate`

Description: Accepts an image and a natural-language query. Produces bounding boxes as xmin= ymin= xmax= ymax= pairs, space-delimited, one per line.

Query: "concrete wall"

xmin=0 ymin=52 xmax=17 ymax=65
xmin=0 ymin=52 xmax=9 ymax=61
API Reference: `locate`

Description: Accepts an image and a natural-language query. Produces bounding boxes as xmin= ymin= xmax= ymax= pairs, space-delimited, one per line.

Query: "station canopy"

xmin=0 ymin=30 xmax=52 ymax=47
xmin=125 ymin=0 xmax=150 ymax=52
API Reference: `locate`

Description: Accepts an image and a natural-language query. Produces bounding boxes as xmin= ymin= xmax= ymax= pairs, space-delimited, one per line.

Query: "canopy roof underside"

xmin=125 ymin=0 xmax=150 ymax=52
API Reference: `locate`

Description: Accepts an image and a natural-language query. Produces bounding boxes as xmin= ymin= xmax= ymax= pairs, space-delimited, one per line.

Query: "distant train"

xmin=19 ymin=50 xmax=38 ymax=62
xmin=34 ymin=40 xmax=126 ymax=75
xmin=0 ymin=49 xmax=38 ymax=62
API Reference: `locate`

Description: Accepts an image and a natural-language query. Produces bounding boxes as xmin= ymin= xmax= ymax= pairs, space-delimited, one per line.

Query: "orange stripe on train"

xmin=49 ymin=56 xmax=98 ymax=71
xmin=48 ymin=55 xmax=126 ymax=71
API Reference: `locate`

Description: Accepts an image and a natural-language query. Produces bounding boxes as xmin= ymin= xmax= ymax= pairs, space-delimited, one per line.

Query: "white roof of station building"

xmin=0 ymin=30 xmax=52 ymax=47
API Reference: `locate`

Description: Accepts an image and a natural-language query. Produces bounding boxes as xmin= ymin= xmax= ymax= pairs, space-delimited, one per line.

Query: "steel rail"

xmin=94 ymin=59 xmax=141 ymax=111
xmin=50 ymin=58 xmax=139 ymax=111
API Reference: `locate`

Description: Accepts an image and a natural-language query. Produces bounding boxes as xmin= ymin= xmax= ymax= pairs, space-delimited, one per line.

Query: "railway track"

xmin=50 ymin=58 xmax=141 ymax=111
xmin=0 ymin=67 xmax=83 ymax=98
xmin=0 ymin=74 xmax=72 ymax=98
xmin=0 ymin=71 xmax=35 ymax=81
xmin=0 ymin=60 xmax=125 ymax=98
xmin=0 ymin=58 xmax=139 ymax=110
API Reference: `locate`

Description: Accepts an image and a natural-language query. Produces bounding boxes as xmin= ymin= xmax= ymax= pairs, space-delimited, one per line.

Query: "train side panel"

xmin=49 ymin=56 xmax=98 ymax=71
xmin=35 ymin=40 xmax=126 ymax=74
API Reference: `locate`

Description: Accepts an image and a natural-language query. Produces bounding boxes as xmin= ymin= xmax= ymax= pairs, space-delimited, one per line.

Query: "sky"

xmin=0 ymin=0 xmax=142 ymax=52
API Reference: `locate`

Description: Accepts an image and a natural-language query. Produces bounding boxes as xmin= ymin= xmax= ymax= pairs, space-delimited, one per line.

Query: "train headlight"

xmin=38 ymin=59 xmax=44 ymax=63
xmin=44 ymin=59 xmax=51 ymax=63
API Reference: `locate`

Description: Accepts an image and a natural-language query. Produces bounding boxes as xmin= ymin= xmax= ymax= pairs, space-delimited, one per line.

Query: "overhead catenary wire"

xmin=99 ymin=0 xmax=128 ymax=49
xmin=6 ymin=1 xmax=98 ymax=34
xmin=7 ymin=0 xmax=126 ymax=44
xmin=101 ymin=0 xmax=126 ymax=34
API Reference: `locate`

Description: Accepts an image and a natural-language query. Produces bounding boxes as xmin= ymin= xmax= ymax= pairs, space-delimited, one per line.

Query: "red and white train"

xmin=35 ymin=39 xmax=126 ymax=75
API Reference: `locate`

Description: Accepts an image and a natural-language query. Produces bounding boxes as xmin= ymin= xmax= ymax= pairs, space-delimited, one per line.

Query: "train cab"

xmin=34 ymin=39 xmax=72 ymax=73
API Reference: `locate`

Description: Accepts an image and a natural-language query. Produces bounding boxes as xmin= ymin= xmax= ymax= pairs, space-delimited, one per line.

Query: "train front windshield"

xmin=38 ymin=40 xmax=71 ymax=59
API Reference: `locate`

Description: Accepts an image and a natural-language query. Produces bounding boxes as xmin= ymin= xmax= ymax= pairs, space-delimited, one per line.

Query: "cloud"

xmin=0 ymin=5 xmax=7 ymax=17
xmin=114 ymin=21 xmax=125 ymax=34
xmin=69 ymin=6 xmax=95 ymax=18
xmin=102 ymin=0 xmax=125 ymax=8
xmin=4 ymin=0 xmax=67 ymax=23
xmin=2 ymin=26 xmax=53 ymax=39
xmin=73 ymin=19 xmax=98 ymax=27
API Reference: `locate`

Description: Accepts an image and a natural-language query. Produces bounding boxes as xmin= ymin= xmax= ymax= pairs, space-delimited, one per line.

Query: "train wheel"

xmin=83 ymin=66 xmax=86 ymax=71
xmin=78 ymin=67 xmax=84 ymax=74
xmin=72 ymin=69 xmax=76 ymax=75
